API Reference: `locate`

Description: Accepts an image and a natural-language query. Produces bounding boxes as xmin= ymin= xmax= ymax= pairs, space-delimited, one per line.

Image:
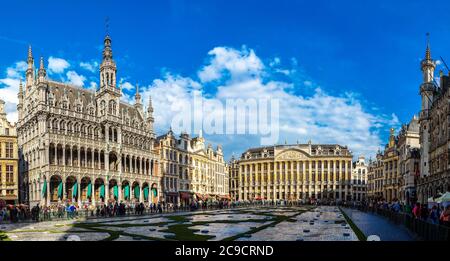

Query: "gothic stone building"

xmin=236 ymin=143 xmax=353 ymax=202
xmin=417 ymin=43 xmax=450 ymax=203
xmin=155 ymin=130 xmax=229 ymax=206
xmin=17 ymin=35 xmax=160 ymax=207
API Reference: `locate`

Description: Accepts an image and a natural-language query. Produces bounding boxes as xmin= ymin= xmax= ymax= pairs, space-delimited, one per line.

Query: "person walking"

xmin=412 ymin=202 xmax=421 ymax=219
xmin=429 ymin=205 xmax=439 ymax=225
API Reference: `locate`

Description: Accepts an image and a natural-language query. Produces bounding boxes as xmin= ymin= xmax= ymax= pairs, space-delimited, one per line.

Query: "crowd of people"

xmin=352 ymin=199 xmax=450 ymax=227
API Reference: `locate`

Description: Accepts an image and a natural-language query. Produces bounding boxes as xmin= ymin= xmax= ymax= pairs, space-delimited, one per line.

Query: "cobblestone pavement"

xmin=340 ymin=208 xmax=417 ymax=241
xmin=1 ymin=206 xmax=359 ymax=241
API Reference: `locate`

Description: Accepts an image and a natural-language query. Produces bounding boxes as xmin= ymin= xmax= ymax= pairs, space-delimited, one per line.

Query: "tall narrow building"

xmin=0 ymin=99 xmax=19 ymax=205
xmin=418 ymin=38 xmax=436 ymax=178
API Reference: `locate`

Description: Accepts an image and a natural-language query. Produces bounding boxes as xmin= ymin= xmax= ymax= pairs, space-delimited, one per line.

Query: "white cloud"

xmin=140 ymin=46 xmax=398 ymax=159
xmin=80 ymin=61 xmax=99 ymax=72
xmin=48 ymin=57 xmax=70 ymax=74
xmin=198 ymin=46 xmax=264 ymax=83
xmin=121 ymin=81 xmax=134 ymax=90
xmin=0 ymin=61 xmax=26 ymax=123
xmin=66 ymin=71 xmax=86 ymax=86
xmin=6 ymin=61 xmax=27 ymax=78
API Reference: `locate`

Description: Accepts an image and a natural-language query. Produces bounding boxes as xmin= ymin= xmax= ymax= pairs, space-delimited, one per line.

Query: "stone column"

xmin=117 ymin=184 xmax=121 ymax=203
xmin=243 ymin=164 xmax=247 ymax=200
xmin=62 ymin=144 xmax=66 ymax=166
xmin=105 ymin=182 xmax=110 ymax=203
xmin=54 ymin=145 xmax=57 ymax=165
xmin=46 ymin=178 xmax=50 ymax=206
xmin=77 ymin=181 xmax=82 ymax=206
xmin=78 ymin=149 xmax=81 ymax=168
xmin=308 ymin=161 xmax=312 ymax=199
xmin=273 ymin=162 xmax=277 ymax=200
xmin=139 ymin=185 xmax=144 ymax=203
xmin=321 ymin=160 xmax=324 ymax=199
xmin=92 ymin=181 xmax=96 ymax=207
xmin=62 ymin=181 xmax=66 ymax=200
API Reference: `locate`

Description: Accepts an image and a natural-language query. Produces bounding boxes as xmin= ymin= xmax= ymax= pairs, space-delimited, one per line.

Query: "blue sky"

xmin=0 ymin=0 xmax=448 ymax=160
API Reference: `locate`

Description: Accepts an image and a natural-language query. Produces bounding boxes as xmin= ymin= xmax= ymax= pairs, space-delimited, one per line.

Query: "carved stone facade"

xmin=155 ymin=130 xmax=229 ymax=206
xmin=235 ymin=143 xmax=353 ymax=202
xmin=397 ymin=116 xmax=420 ymax=204
xmin=17 ymin=35 xmax=161 ymax=207
xmin=417 ymin=42 xmax=450 ymax=203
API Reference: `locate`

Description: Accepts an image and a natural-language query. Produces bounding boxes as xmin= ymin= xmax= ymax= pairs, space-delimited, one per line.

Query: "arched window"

xmin=108 ymin=100 xmax=116 ymax=115
xmin=100 ymin=100 xmax=106 ymax=116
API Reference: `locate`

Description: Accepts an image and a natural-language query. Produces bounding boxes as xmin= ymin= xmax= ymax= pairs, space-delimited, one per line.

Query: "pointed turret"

xmin=388 ymin=127 xmax=396 ymax=148
xmin=146 ymin=95 xmax=154 ymax=133
xmin=135 ymin=84 xmax=142 ymax=105
xmin=99 ymin=33 xmax=117 ymax=90
xmin=17 ymin=80 xmax=24 ymax=120
xmin=421 ymin=33 xmax=436 ymax=83
xmin=38 ymin=56 xmax=46 ymax=83
xmin=26 ymin=45 xmax=34 ymax=88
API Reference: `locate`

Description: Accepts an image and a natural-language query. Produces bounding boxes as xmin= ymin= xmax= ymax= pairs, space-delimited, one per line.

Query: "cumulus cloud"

xmin=0 ymin=61 xmax=27 ymax=123
xmin=139 ymin=46 xmax=399 ymax=159
xmin=80 ymin=61 xmax=99 ymax=72
xmin=48 ymin=57 xmax=70 ymax=74
xmin=198 ymin=46 xmax=264 ymax=83
xmin=66 ymin=71 xmax=86 ymax=86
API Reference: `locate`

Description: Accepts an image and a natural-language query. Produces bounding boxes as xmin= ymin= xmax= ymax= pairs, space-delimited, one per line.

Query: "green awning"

xmin=124 ymin=185 xmax=130 ymax=200
xmin=41 ymin=180 xmax=47 ymax=197
xmin=100 ymin=184 xmax=105 ymax=198
xmin=143 ymin=187 xmax=149 ymax=200
xmin=134 ymin=186 xmax=140 ymax=199
xmin=72 ymin=182 xmax=78 ymax=198
xmin=152 ymin=188 xmax=157 ymax=197
xmin=87 ymin=183 xmax=92 ymax=198
xmin=113 ymin=185 xmax=119 ymax=199
xmin=57 ymin=182 xmax=63 ymax=199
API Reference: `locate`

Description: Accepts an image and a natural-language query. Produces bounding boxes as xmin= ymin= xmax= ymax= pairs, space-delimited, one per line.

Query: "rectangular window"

xmin=5 ymin=142 xmax=13 ymax=158
xmin=6 ymin=165 xmax=13 ymax=183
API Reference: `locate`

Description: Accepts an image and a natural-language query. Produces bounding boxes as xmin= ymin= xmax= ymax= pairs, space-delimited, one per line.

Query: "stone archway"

xmin=80 ymin=177 xmax=92 ymax=202
xmin=109 ymin=179 xmax=118 ymax=201
xmin=94 ymin=178 xmax=105 ymax=203
xmin=66 ymin=176 xmax=78 ymax=203
xmin=132 ymin=181 xmax=140 ymax=202
xmin=142 ymin=182 xmax=150 ymax=202
xmin=151 ymin=183 xmax=158 ymax=204
xmin=122 ymin=180 xmax=130 ymax=201
xmin=50 ymin=175 xmax=63 ymax=202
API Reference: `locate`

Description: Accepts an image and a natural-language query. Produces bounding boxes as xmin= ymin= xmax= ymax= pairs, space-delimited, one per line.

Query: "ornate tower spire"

xmin=421 ymin=33 xmax=436 ymax=83
xmin=26 ymin=45 xmax=34 ymax=88
xmin=388 ymin=127 xmax=395 ymax=148
xmin=147 ymin=95 xmax=153 ymax=114
xmin=38 ymin=56 xmax=47 ymax=83
xmin=17 ymin=79 xmax=24 ymax=120
xmin=146 ymin=95 xmax=154 ymax=132
xmin=135 ymin=84 xmax=142 ymax=105
xmin=99 ymin=19 xmax=118 ymax=92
